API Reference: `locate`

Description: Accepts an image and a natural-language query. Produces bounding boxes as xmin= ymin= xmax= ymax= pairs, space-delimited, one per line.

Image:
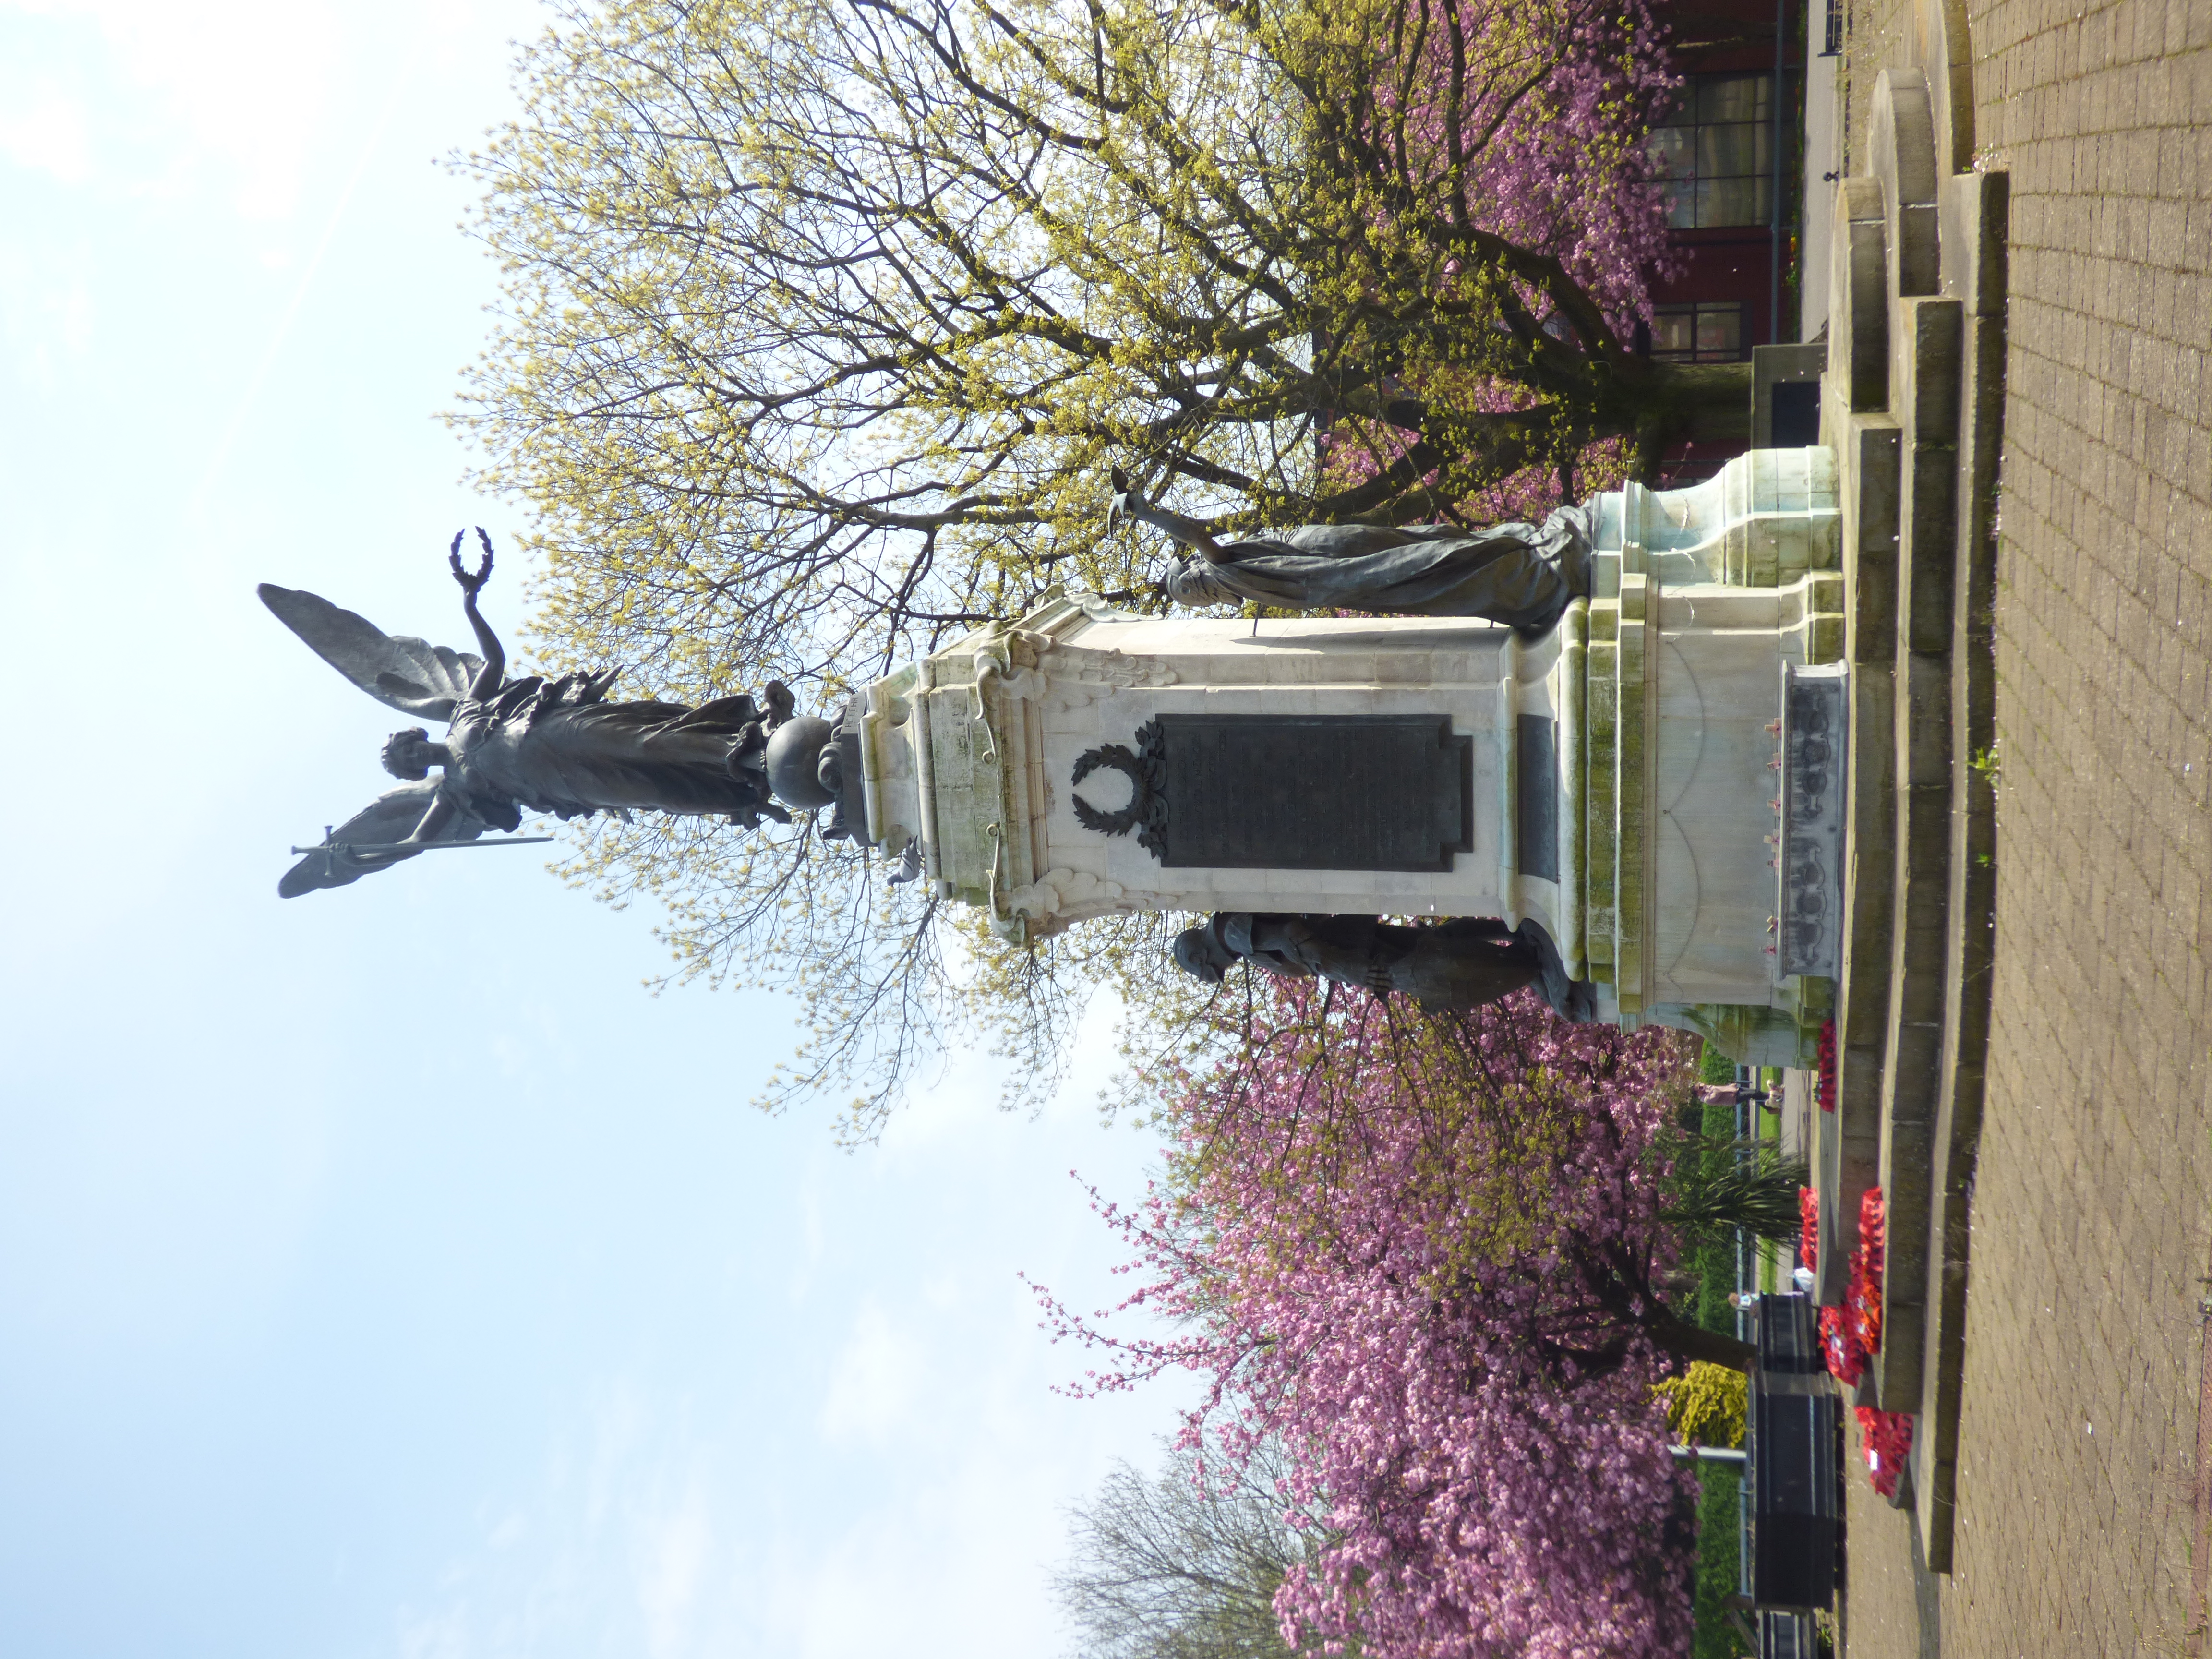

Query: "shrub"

xmin=1656 ymin=1361 xmax=1749 ymax=1449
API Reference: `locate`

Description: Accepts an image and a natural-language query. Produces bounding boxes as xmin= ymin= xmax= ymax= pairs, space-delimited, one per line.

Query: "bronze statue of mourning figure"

xmin=1173 ymin=912 xmax=1597 ymax=1021
xmin=261 ymin=529 xmax=807 ymax=897
xmin=1108 ymin=468 xmax=1594 ymax=632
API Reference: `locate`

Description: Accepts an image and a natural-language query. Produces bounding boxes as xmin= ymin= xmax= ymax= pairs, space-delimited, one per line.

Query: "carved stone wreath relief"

xmin=1070 ymin=719 xmax=1167 ymax=859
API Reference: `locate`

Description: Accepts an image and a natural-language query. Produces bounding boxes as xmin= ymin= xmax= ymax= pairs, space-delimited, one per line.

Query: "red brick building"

xmin=1643 ymin=0 xmax=1814 ymax=365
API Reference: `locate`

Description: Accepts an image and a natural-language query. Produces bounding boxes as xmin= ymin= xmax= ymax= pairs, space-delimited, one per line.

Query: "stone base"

xmin=1580 ymin=448 xmax=1846 ymax=1038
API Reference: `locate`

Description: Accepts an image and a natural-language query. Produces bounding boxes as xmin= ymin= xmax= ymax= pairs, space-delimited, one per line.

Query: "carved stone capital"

xmin=998 ymin=867 xmax=1130 ymax=938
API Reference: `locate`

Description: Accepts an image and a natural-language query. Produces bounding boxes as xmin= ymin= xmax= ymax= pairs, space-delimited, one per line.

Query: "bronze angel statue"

xmin=263 ymin=530 xmax=808 ymax=898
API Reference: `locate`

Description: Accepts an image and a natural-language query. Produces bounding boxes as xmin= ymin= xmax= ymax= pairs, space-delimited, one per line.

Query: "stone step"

xmin=1812 ymin=62 xmax=2008 ymax=1574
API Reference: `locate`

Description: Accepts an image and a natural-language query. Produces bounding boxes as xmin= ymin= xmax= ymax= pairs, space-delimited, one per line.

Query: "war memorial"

xmin=256 ymin=0 xmax=2212 ymax=1642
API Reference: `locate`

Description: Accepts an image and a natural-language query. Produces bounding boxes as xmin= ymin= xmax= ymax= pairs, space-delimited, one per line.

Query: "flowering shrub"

xmin=1035 ymin=986 xmax=1715 ymax=1659
xmin=1657 ymin=1360 xmax=1749 ymax=1449
xmin=1798 ymin=1184 xmax=1819 ymax=1273
xmin=1385 ymin=0 xmax=1678 ymax=327
xmin=1815 ymin=1018 xmax=1838 ymax=1111
xmin=1322 ymin=0 xmax=1678 ymax=521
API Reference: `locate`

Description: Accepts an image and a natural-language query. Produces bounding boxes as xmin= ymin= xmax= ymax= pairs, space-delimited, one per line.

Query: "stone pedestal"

xmin=854 ymin=445 xmax=1852 ymax=1063
xmin=1579 ymin=447 xmax=1844 ymax=1060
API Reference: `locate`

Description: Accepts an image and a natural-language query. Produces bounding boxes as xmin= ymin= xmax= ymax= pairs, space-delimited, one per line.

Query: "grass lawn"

xmin=1687 ymin=1042 xmax=1753 ymax=1657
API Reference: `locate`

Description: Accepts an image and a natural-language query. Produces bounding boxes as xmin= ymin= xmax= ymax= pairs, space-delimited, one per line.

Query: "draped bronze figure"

xmin=1109 ymin=468 xmax=1592 ymax=632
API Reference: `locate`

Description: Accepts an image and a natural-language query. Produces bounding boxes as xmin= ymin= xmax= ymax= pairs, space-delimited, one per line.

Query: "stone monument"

xmin=834 ymin=445 xmax=1851 ymax=1066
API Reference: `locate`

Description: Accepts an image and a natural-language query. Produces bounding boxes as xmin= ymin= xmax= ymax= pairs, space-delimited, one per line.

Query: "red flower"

xmin=1857 ymin=1186 xmax=1887 ymax=1259
xmin=1820 ymin=1304 xmax=1867 ymax=1385
xmin=1819 ymin=1188 xmax=1916 ymax=1491
xmin=1819 ymin=1187 xmax=1888 ymax=1382
xmin=1815 ymin=1019 xmax=1838 ymax=1111
xmin=1855 ymin=1406 xmax=1916 ymax=1497
xmin=1842 ymin=1188 xmax=1885 ymax=1357
xmin=1798 ymin=1185 xmax=1819 ymax=1273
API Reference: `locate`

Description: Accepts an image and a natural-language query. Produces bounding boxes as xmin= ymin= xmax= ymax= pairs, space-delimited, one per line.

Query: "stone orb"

xmin=763 ymin=715 xmax=838 ymax=809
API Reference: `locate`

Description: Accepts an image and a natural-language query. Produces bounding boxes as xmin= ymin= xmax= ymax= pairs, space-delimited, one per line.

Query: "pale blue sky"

xmin=0 ymin=4 xmax=1180 ymax=1655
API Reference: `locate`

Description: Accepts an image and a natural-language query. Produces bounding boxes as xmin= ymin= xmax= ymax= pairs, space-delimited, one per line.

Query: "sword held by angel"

xmin=262 ymin=529 xmax=802 ymax=898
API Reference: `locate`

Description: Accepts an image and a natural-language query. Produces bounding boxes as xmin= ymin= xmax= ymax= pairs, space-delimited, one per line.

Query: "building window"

xmin=1649 ymin=75 xmax=1774 ymax=228
xmin=1651 ymin=301 xmax=1745 ymax=362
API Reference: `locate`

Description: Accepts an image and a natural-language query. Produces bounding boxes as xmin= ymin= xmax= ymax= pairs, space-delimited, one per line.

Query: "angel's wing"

xmin=277 ymin=780 xmax=489 ymax=898
xmin=259 ymin=583 xmax=484 ymax=722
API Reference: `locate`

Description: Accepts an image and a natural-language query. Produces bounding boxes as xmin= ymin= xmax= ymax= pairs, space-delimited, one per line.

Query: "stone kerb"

xmin=1815 ymin=56 xmax=2008 ymax=1572
xmin=1821 ymin=171 xmax=1900 ymax=1313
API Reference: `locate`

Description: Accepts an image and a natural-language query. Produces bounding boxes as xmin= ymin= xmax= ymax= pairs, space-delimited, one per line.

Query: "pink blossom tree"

xmin=1038 ymin=987 xmax=1732 ymax=1658
xmin=1321 ymin=0 xmax=1683 ymax=520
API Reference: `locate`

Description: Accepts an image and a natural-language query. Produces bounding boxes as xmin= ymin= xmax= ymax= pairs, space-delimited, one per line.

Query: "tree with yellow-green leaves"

xmin=454 ymin=0 xmax=1702 ymax=1131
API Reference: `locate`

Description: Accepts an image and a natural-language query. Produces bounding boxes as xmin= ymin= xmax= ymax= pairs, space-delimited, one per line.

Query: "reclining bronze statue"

xmin=1109 ymin=467 xmax=1592 ymax=632
xmin=1173 ymin=912 xmax=1595 ymax=1021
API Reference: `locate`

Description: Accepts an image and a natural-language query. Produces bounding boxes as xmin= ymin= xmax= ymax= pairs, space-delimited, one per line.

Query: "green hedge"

xmin=1692 ymin=1462 xmax=1751 ymax=1659
xmin=1697 ymin=1042 xmax=1737 ymax=1085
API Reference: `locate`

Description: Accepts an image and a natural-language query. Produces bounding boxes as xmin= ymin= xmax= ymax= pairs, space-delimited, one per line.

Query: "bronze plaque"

xmin=1119 ymin=713 xmax=1473 ymax=871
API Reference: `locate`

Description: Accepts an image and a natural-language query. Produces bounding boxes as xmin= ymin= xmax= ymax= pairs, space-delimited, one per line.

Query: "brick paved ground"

xmin=1836 ymin=0 xmax=2212 ymax=1651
